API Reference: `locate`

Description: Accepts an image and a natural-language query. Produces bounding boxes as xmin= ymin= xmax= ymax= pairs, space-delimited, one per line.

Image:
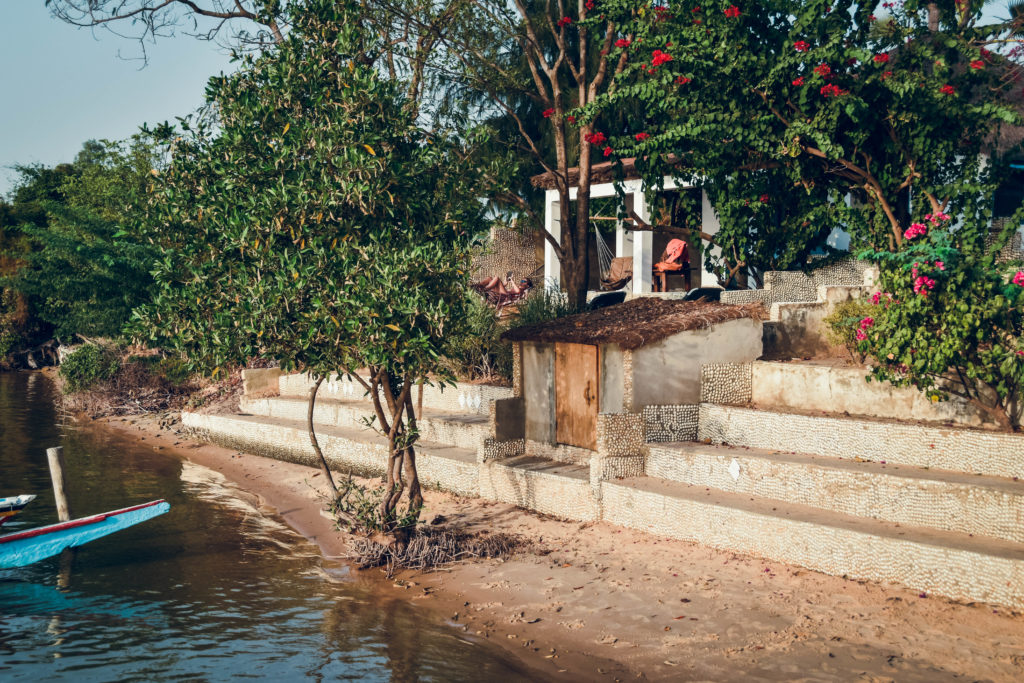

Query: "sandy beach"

xmin=99 ymin=413 xmax=1024 ymax=682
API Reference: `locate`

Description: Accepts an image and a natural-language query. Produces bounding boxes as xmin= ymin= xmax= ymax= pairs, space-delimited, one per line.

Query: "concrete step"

xmin=601 ymin=476 xmax=1024 ymax=608
xmin=276 ymin=373 xmax=513 ymax=416
xmin=647 ymin=442 xmax=1024 ymax=544
xmin=240 ymin=395 xmax=489 ymax=451
xmin=698 ymin=404 xmax=1024 ymax=480
xmin=749 ymin=360 xmax=991 ymax=428
xmin=480 ymin=455 xmax=598 ymax=522
xmin=181 ymin=412 xmax=479 ymax=496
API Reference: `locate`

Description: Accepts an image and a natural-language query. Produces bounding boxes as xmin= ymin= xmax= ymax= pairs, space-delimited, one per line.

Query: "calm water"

xmin=0 ymin=372 xmax=538 ymax=681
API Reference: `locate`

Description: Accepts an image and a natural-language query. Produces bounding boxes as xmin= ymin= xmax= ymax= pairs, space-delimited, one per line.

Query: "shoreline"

xmin=99 ymin=412 xmax=1024 ymax=682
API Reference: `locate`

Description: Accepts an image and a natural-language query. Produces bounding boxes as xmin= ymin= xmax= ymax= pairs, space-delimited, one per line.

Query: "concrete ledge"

xmin=750 ymin=361 xmax=994 ymax=428
xmin=241 ymin=368 xmax=282 ymax=396
xmin=601 ymin=477 xmax=1024 ymax=609
xmin=277 ymin=373 xmax=513 ymax=416
xmin=182 ymin=412 xmax=478 ymax=497
xmin=240 ymin=395 xmax=488 ymax=451
xmin=698 ymin=404 xmax=1024 ymax=479
xmin=648 ymin=442 xmax=1024 ymax=544
xmin=480 ymin=456 xmax=598 ymax=521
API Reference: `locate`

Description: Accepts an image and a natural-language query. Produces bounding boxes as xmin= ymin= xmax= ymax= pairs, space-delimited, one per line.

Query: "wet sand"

xmin=101 ymin=414 xmax=1024 ymax=682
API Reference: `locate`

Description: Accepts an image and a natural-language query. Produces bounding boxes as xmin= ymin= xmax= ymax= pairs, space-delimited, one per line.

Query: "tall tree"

xmin=133 ymin=0 xmax=489 ymax=538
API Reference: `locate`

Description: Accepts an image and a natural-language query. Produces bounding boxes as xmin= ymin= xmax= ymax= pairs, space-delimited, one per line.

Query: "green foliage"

xmin=1 ymin=138 xmax=160 ymax=340
xmin=329 ymin=476 xmax=422 ymax=536
xmin=824 ymin=296 xmax=876 ymax=362
xmin=132 ymin=0 xmax=489 ymax=531
xmin=514 ymin=286 xmax=585 ymax=326
xmin=588 ymin=0 xmax=1023 ymax=275
xmin=443 ymin=295 xmax=514 ymax=382
xmin=59 ymin=344 xmax=121 ymax=393
xmin=856 ymin=214 xmax=1024 ymax=430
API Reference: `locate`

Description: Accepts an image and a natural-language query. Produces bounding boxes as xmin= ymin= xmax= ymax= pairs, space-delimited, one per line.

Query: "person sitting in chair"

xmin=653 ymin=239 xmax=690 ymax=292
xmin=474 ymin=272 xmax=532 ymax=297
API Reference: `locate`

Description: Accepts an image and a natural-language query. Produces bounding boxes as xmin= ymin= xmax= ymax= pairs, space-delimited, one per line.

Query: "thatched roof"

xmin=501 ymin=298 xmax=763 ymax=350
xmin=530 ymin=158 xmax=641 ymax=190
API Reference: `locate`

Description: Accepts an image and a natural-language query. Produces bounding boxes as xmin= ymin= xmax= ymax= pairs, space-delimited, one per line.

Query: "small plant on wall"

xmin=824 ymin=297 xmax=876 ymax=364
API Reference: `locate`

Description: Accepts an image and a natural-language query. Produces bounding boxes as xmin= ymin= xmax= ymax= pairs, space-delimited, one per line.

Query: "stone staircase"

xmin=613 ymin=369 xmax=1024 ymax=607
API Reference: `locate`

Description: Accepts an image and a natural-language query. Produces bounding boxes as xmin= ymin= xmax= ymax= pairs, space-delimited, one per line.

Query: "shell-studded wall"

xmin=471 ymin=226 xmax=543 ymax=283
xmin=700 ymin=363 xmax=752 ymax=405
xmin=720 ymin=258 xmax=873 ymax=307
xmin=595 ymin=413 xmax=645 ymax=458
xmin=642 ymin=404 xmax=699 ymax=443
xmin=479 ymin=437 xmax=525 ymax=462
xmin=991 ymin=220 xmax=1024 ymax=264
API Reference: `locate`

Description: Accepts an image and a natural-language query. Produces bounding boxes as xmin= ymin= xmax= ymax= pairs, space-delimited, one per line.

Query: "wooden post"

xmin=46 ymin=446 xmax=71 ymax=522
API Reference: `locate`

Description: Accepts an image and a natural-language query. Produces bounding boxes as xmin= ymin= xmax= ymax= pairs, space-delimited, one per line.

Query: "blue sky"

xmin=0 ymin=3 xmax=235 ymax=196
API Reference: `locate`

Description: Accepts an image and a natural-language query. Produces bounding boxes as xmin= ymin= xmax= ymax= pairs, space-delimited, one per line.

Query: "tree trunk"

xmin=308 ymin=376 xmax=338 ymax=497
xmin=927 ymin=4 xmax=940 ymax=32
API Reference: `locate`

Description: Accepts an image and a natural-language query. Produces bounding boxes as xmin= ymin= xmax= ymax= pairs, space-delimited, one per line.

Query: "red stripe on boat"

xmin=0 ymin=500 xmax=166 ymax=544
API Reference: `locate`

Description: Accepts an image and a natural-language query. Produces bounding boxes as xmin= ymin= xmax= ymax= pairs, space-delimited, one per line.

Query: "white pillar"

xmin=543 ymin=190 xmax=561 ymax=290
xmin=632 ymin=190 xmax=652 ymax=294
xmin=700 ymin=189 xmax=721 ymax=288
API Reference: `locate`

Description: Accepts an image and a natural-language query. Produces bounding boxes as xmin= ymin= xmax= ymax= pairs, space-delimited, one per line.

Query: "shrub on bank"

xmin=59 ymin=344 xmax=121 ymax=393
xmin=824 ymin=297 xmax=876 ymax=363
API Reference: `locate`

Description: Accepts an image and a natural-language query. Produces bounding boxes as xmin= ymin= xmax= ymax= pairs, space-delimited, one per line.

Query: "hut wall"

xmin=600 ymin=344 xmax=625 ymax=413
xmin=630 ymin=318 xmax=763 ymax=409
xmin=522 ymin=341 xmax=556 ymax=443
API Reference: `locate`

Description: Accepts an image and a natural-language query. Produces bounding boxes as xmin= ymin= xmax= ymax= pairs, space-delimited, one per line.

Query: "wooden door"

xmin=555 ymin=343 xmax=599 ymax=450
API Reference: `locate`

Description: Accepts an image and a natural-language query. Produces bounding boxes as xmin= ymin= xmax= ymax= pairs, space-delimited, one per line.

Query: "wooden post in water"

xmin=46 ymin=446 xmax=71 ymax=522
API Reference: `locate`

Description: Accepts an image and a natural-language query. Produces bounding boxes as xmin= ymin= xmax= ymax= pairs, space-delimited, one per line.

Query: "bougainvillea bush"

xmin=582 ymin=0 xmax=1023 ymax=280
xmin=856 ymin=213 xmax=1024 ymax=430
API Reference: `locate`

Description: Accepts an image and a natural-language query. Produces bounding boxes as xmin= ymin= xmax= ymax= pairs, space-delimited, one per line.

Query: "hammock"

xmin=594 ymin=222 xmax=632 ymax=291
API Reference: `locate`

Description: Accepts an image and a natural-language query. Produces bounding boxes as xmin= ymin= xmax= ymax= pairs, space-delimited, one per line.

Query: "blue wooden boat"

xmin=0 ymin=494 xmax=37 ymax=526
xmin=0 ymin=500 xmax=170 ymax=569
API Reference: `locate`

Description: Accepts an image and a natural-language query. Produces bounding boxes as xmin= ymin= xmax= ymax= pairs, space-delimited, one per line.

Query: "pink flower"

xmin=615 ymin=38 xmax=631 ymax=48
xmin=927 ymin=211 xmax=950 ymax=224
xmin=759 ymin=194 xmax=770 ymax=203
xmin=651 ymin=50 xmax=673 ymax=67
xmin=859 ymin=317 xmax=874 ymax=329
xmin=913 ymin=275 xmax=937 ymax=296
xmin=904 ymin=222 xmax=927 ymax=240
xmin=855 ymin=329 xmax=867 ymax=341
xmin=603 ymin=145 xmax=614 ymax=157
xmin=724 ymin=5 xmax=741 ymax=18
xmin=542 ymin=108 xmax=554 ymax=118
xmin=1013 ymin=271 xmax=1024 ymax=287
xmin=940 ymin=84 xmax=956 ymax=95
xmin=871 ymin=292 xmax=882 ymax=305
xmin=792 ymin=76 xmax=805 ymax=86
xmin=793 ymin=40 xmax=810 ymax=52
xmin=634 ymin=132 xmax=650 ymax=141
xmin=934 ymin=261 xmax=945 ymax=271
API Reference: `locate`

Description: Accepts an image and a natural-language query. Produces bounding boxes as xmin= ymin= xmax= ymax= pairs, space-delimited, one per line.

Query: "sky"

xmin=0 ymin=3 xmax=236 ymax=197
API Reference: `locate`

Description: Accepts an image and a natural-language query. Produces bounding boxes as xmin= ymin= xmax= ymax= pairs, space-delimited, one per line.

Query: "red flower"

xmin=970 ymin=59 xmax=984 ymax=70
xmin=881 ymin=70 xmax=893 ymax=80
xmin=813 ymin=63 xmax=831 ymax=78
xmin=566 ymin=114 xmax=576 ymax=125
xmin=675 ymin=75 xmax=691 ymax=85
xmin=585 ymin=0 xmax=595 ymax=9
xmin=792 ymin=76 xmax=805 ymax=86
xmin=634 ymin=132 xmax=650 ymax=141
xmin=585 ymin=131 xmax=607 ymax=145
xmin=542 ymin=108 xmax=554 ymax=118
xmin=723 ymin=5 xmax=741 ymax=17
xmin=693 ymin=18 xmax=702 ymax=23
xmin=615 ymin=38 xmax=631 ymax=48
xmin=603 ymin=146 xmax=614 ymax=157
xmin=820 ymin=83 xmax=846 ymax=98
xmin=691 ymin=6 xmax=701 ymax=11
xmin=651 ymin=50 xmax=673 ymax=67
xmin=868 ymin=14 xmax=877 ymax=21
xmin=557 ymin=16 xmax=572 ymax=27
xmin=759 ymin=194 xmax=770 ymax=203
xmin=793 ymin=40 xmax=810 ymax=52
xmin=940 ymin=84 xmax=955 ymax=95
xmin=873 ymin=53 xmax=889 ymax=64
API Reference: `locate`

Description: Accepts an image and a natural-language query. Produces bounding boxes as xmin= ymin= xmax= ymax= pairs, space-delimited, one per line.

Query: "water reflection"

xmin=0 ymin=372 xmax=538 ymax=681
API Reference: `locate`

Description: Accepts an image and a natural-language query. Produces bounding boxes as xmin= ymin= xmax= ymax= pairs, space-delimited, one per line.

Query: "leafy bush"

xmin=824 ymin=296 xmax=876 ymax=363
xmin=443 ymin=295 xmax=512 ymax=382
xmin=857 ymin=216 xmax=1024 ymax=430
xmin=59 ymin=344 xmax=121 ymax=393
xmin=514 ymin=285 xmax=584 ymax=327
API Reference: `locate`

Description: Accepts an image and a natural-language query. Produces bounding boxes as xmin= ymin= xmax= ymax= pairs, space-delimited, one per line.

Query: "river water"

xmin=0 ymin=372 xmax=538 ymax=681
